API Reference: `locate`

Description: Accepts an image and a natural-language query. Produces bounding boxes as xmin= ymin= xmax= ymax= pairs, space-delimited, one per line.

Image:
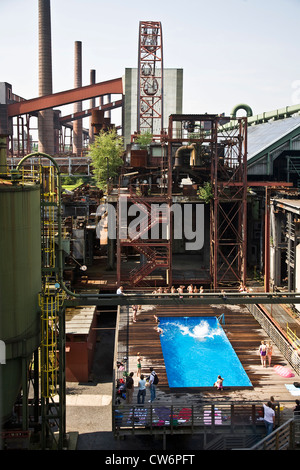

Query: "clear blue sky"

xmin=1 ymin=0 xmax=300 ymax=119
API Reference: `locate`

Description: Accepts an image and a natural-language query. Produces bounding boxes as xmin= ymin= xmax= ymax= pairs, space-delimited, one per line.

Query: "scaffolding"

xmin=137 ymin=21 xmax=163 ymax=136
xmin=116 ymin=191 xmax=172 ymax=288
xmin=39 ymin=164 xmax=66 ymax=448
xmin=15 ymin=156 xmax=67 ymax=449
xmin=211 ymin=116 xmax=248 ymax=288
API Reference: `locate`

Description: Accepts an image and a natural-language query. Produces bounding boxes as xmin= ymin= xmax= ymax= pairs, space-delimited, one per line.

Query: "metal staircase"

xmin=16 ymin=156 xmax=67 ymax=449
xmin=128 ymin=244 xmax=169 ymax=285
xmin=204 ymin=433 xmax=262 ymax=450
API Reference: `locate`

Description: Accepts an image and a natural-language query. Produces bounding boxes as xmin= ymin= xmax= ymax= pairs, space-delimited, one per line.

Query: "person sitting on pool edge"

xmin=214 ymin=375 xmax=224 ymax=390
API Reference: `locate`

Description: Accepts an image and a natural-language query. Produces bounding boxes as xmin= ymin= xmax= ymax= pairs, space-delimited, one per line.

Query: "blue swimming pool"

xmin=158 ymin=316 xmax=252 ymax=388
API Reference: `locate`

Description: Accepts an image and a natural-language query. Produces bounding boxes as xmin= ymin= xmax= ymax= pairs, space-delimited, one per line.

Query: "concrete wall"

xmin=123 ymin=68 xmax=183 ymax=146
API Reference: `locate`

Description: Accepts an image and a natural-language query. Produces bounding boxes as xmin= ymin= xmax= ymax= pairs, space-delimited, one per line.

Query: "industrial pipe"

xmin=231 ymin=103 xmax=253 ymax=119
xmin=174 ymin=143 xmax=196 ymax=167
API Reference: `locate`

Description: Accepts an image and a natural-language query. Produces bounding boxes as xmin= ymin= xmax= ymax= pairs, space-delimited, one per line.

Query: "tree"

xmin=197 ymin=181 xmax=213 ymax=203
xmin=135 ymin=131 xmax=153 ymax=148
xmin=89 ymin=129 xmax=124 ymax=191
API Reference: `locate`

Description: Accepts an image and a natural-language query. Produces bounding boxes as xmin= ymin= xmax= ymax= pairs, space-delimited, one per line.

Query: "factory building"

xmin=123 ymin=67 xmax=183 ymax=147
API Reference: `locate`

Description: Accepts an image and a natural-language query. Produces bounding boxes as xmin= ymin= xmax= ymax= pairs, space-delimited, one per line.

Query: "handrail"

xmin=248 ymin=304 xmax=300 ymax=375
xmin=217 ymin=313 xmax=225 ymax=325
xmin=237 ymin=418 xmax=294 ymax=450
xmin=287 ymin=323 xmax=300 ymax=348
xmin=112 ymin=401 xmax=284 ymax=436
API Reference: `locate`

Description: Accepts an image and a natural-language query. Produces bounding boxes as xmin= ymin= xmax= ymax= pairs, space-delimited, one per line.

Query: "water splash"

xmin=165 ymin=319 xmax=223 ymax=341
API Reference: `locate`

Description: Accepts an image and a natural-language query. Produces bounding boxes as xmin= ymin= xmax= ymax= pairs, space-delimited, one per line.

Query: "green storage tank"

xmin=0 ymin=182 xmax=41 ymax=424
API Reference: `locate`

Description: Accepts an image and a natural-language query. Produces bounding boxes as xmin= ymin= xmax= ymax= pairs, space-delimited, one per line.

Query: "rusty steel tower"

xmin=137 ymin=21 xmax=163 ymax=137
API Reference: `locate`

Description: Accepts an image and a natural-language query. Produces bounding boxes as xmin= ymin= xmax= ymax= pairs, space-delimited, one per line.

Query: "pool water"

xmin=158 ymin=316 xmax=252 ymax=388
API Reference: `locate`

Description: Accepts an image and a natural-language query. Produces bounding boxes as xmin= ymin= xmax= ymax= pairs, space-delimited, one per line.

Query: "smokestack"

xmin=38 ymin=0 xmax=54 ymax=155
xmin=89 ymin=69 xmax=96 ymax=144
xmin=73 ymin=41 xmax=82 ymax=156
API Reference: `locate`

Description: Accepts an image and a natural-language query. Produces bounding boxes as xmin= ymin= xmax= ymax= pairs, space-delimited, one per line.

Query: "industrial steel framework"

xmin=137 ymin=21 xmax=163 ymax=136
xmin=166 ymin=114 xmax=248 ymax=289
xmin=5 ymin=79 xmax=123 ymax=158
xmin=16 ymin=155 xmax=67 ymax=450
xmin=117 ymin=114 xmax=248 ymax=290
xmin=210 ymin=116 xmax=248 ymax=288
xmin=116 ymin=177 xmax=172 ymax=289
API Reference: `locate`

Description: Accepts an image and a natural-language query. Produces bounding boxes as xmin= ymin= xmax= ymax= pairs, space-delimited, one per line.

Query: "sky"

xmin=1 ymin=0 xmax=300 ymax=122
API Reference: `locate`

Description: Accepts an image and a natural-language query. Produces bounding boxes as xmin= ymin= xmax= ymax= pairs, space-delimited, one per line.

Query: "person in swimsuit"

xmin=266 ymin=341 xmax=273 ymax=367
xmin=214 ymin=375 xmax=224 ymax=390
xmin=259 ymin=340 xmax=267 ymax=367
xmin=132 ymin=305 xmax=138 ymax=322
xmin=137 ymin=353 xmax=142 ymax=377
xmin=177 ymin=285 xmax=184 ymax=298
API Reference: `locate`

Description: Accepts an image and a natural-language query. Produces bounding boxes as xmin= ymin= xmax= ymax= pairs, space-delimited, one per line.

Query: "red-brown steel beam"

xmin=247 ymin=181 xmax=293 ymax=187
xmin=59 ymin=100 xmax=123 ymax=123
xmin=7 ymin=78 xmax=123 ymax=117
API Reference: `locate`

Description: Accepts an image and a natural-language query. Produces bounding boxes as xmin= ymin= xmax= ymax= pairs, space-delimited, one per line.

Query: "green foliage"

xmin=89 ymin=129 xmax=124 ymax=190
xmin=135 ymin=131 xmax=153 ymax=148
xmin=197 ymin=182 xmax=213 ymax=203
xmin=61 ymin=175 xmax=84 ymax=186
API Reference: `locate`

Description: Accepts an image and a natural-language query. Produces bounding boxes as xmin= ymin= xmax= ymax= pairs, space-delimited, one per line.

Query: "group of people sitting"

xmin=151 ymin=283 xmax=253 ymax=296
xmin=152 ymin=285 xmax=204 ymax=296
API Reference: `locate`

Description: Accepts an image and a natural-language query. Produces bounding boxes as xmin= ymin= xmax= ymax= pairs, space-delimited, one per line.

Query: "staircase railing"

xmin=237 ymin=417 xmax=295 ymax=450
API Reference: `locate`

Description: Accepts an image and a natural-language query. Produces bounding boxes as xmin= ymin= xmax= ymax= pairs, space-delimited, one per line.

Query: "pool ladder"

xmin=217 ymin=313 xmax=225 ymax=326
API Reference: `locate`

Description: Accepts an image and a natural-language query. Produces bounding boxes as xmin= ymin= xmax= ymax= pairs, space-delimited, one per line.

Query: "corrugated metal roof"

xmin=247 ymin=114 xmax=300 ymax=161
xmin=272 ymin=198 xmax=300 ymax=214
xmin=66 ymin=306 xmax=96 ymax=335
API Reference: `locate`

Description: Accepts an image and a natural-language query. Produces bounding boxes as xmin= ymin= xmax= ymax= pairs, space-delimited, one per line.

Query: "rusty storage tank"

xmin=0 ymin=181 xmax=41 ymax=423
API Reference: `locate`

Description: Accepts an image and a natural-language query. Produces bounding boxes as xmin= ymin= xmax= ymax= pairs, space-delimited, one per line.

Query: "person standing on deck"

xmin=259 ymin=340 xmax=267 ymax=367
xmin=132 ymin=305 xmax=138 ymax=322
xmin=137 ymin=353 xmax=142 ymax=377
xmin=125 ymin=372 xmax=134 ymax=404
xmin=263 ymin=401 xmax=275 ymax=435
xmin=266 ymin=341 xmax=273 ymax=367
xmin=137 ymin=374 xmax=146 ymax=404
xmin=148 ymin=367 xmax=158 ymax=402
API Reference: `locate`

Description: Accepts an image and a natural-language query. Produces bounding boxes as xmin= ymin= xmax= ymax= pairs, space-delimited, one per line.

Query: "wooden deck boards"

xmin=117 ymin=303 xmax=300 ymax=413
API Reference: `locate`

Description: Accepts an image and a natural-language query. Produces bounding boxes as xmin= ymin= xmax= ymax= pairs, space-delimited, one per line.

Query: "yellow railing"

xmin=39 ymin=289 xmax=65 ymax=398
xmin=41 ymin=166 xmax=59 ymax=270
xmin=287 ymin=323 xmax=300 ymax=349
xmin=39 ymin=165 xmax=65 ymax=398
